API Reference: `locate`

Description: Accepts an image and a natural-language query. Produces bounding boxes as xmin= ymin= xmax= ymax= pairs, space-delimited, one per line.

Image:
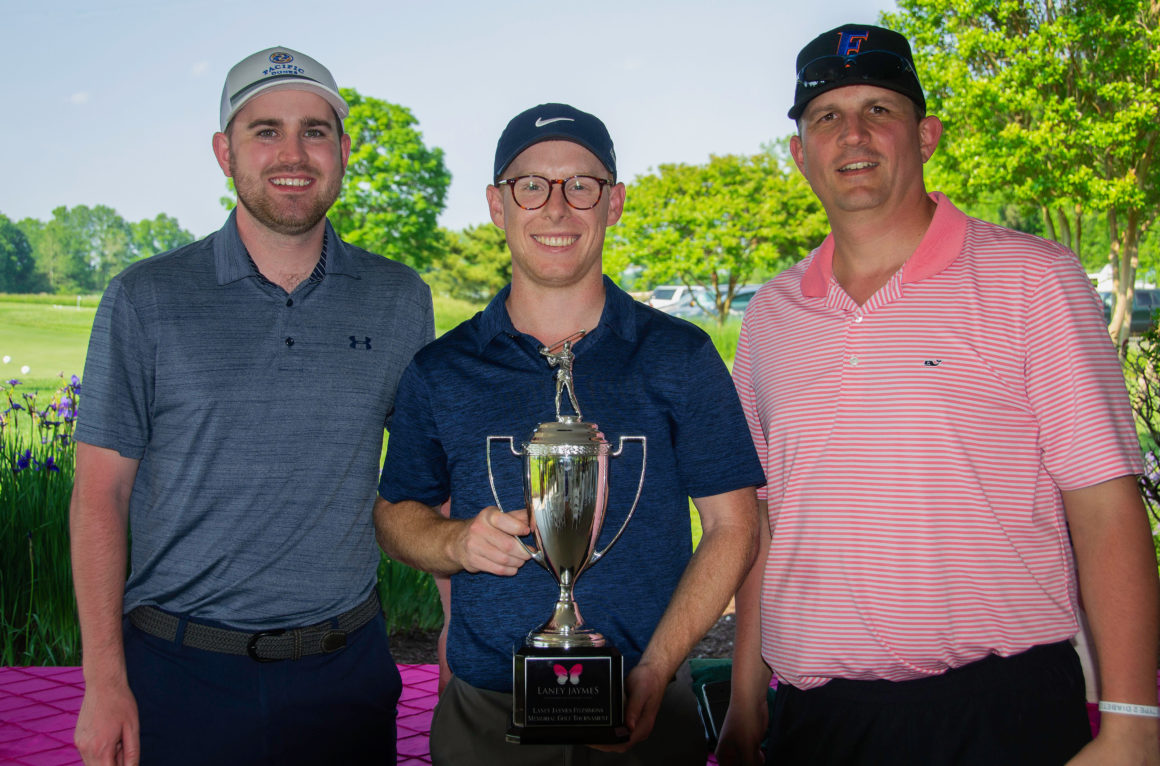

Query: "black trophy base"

xmin=508 ymin=643 xmax=629 ymax=745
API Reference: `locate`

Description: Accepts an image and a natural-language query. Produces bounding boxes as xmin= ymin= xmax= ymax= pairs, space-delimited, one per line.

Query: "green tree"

xmin=0 ymin=214 xmax=40 ymax=293
xmin=607 ymin=148 xmax=827 ymax=324
xmin=888 ymin=0 xmax=1160 ymax=348
xmin=328 ymin=89 xmax=450 ymax=271
xmin=17 ymin=206 xmax=134 ymax=293
xmin=131 ymin=213 xmax=195 ymax=259
xmin=427 ymin=224 xmax=511 ymax=301
xmin=19 ymin=215 xmax=82 ymax=293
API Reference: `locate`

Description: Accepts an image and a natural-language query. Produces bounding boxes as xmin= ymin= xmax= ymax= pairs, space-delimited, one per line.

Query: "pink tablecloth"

xmin=0 ymin=665 xmax=440 ymax=766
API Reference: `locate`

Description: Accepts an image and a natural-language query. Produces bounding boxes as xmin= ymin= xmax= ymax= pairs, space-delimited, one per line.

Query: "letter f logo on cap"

xmin=836 ymin=30 xmax=870 ymax=56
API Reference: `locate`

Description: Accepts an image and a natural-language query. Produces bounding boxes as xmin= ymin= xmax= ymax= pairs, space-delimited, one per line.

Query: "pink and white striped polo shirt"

xmin=734 ymin=192 xmax=1143 ymax=690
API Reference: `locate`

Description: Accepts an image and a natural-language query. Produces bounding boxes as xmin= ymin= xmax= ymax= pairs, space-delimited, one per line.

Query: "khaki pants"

xmin=430 ymin=664 xmax=708 ymax=766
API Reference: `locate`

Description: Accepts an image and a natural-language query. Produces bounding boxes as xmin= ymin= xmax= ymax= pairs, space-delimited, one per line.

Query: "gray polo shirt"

xmin=76 ymin=212 xmax=434 ymax=629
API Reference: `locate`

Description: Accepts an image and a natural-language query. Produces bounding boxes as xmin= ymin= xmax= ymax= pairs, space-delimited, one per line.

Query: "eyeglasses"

xmin=796 ymin=49 xmax=917 ymax=91
xmin=496 ymin=175 xmax=613 ymax=211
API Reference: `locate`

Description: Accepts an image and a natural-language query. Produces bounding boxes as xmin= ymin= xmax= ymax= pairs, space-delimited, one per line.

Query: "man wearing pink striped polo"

xmin=718 ymin=23 xmax=1160 ymax=766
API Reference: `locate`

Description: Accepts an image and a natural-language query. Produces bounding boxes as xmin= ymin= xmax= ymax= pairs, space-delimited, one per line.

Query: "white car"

xmin=646 ymin=285 xmax=695 ymax=312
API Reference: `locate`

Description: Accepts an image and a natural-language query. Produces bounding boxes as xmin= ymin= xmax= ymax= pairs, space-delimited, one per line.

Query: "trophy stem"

xmin=527 ymin=581 xmax=605 ymax=649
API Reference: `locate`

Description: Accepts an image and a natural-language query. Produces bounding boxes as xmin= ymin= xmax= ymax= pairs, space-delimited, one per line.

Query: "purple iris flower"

xmin=14 ymin=450 xmax=32 ymax=472
xmin=42 ymin=455 xmax=60 ymax=473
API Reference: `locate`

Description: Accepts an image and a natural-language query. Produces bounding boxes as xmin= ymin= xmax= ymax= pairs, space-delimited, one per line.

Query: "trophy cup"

xmin=487 ymin=334 xmax=646 ymax=744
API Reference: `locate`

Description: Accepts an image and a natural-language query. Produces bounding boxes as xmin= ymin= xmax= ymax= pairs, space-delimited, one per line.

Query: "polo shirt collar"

xmin=800 ymin=192 xmax=968 ymax=298
xmin=213 ymin=210 xmax=359 ymax=286
xmin=472 ymin=275 xmax=637 ymax=354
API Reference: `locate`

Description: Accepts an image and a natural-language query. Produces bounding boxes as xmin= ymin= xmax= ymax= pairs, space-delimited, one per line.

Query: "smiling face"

xmin=486 ymin=140 xmax=625 ymax=292
xmin=790 ymin=84 xmax=941 ymax=220
xmin=213 ymin=89 xmax=350 ymax=237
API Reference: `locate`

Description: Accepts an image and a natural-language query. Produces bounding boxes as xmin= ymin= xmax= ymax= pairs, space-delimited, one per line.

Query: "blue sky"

xmin=4 ymin=0 xmax=895 ymax=239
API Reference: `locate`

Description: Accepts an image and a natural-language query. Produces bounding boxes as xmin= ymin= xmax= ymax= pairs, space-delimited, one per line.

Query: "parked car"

xmin=728 ymin=284 xmax=762 ymax=316
xmin=646 ymin=285 xmax=696 ymax=312
xmin=662 ymin=285 xmax=763 ymax=320
xmin=1100 ymin=289 xmax=1160 ymax=334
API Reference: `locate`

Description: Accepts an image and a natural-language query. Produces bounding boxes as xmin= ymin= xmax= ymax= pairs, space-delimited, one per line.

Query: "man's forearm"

xmin=374 ymin=497 xmax=531 ymax=577
xmin=69 ymin=444 xmax=136 ymax=688
xmin=729 ymin=500 xmax=773 ymax=703
xmin=1065 ymin=477 xmax=1160 ymax=705
xmin=638 ymin=488 xmax=759 ymax=680
xmin=374 ymin=497 xmax=464 ymax=575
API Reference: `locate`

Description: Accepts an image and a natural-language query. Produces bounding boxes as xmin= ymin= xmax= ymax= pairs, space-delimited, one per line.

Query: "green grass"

xmin=0 ymin=295 xmax=98 ymax=391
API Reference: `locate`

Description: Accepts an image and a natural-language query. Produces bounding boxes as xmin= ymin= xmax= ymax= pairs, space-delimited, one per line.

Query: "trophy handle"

xmin=486 ymin=436 xmax=545 ymax=567
xmin=589 ymin=435 xmax=647 ymax=566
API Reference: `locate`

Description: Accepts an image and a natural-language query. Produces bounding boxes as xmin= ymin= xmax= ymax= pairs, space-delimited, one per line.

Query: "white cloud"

xmin=191 ymin=60 xmax=209 ymax=77
xmin=69 ymin=92 xmax=90 ymax=105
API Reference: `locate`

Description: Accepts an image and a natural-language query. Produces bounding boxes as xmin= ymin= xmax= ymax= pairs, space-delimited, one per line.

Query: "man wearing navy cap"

xmin=374 ymin=103 xmax=765 ymax=765
xmin=71 ymin=46 xmax=433 ymax=764
xmin=719 ymin=24 xmax=1160 ymax=765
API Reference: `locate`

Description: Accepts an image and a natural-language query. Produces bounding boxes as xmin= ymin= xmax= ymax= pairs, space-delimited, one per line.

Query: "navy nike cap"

xmin=493 ymin=103 xmax=617 ymax=183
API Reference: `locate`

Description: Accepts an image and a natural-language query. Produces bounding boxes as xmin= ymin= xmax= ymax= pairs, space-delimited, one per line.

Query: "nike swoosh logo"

xmin=535 ymin=117 xmax=575 ymax=127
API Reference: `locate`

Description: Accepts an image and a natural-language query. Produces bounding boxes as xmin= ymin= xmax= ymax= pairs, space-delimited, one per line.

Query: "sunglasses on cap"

xmin=796 ymin=49 xmax=917 ymax=91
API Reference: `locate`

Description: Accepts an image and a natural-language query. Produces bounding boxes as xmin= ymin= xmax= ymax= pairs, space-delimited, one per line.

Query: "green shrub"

xmin=1 ymin=375 xmax=81 ymax=665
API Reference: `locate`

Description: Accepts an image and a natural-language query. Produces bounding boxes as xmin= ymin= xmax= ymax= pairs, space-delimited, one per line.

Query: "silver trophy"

xmin=487 ymin=334 xmax=646 ymax=742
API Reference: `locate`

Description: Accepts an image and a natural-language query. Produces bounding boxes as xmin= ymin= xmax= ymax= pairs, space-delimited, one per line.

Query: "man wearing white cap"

xmin=70 ymin=46 xmax=433 ymax=765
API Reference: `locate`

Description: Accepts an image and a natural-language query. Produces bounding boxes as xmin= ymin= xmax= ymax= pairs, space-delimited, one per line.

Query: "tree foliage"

xmin=327 ymin=88 xmax=451 ymax=272
xmin=0 ymin=214 xmax=39 ymax=293
xmin=606 ymin=147 xmax=827 ymax=324
xmin=12 ymin=207 xmax=194 ymax=294
xmin=426 ymin=224 xmax=511 ymax=302
xmin=887 ymin=0 xmax=1160 ymax=348
xmin=131 ymin=213 xmax=195 ymax=259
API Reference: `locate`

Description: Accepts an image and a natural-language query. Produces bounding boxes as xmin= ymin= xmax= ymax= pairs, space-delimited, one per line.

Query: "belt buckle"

xmin=247 ymin=628 xmax=286 ymax=662
xmin=321 ymin=630 xmax=347 ymax=653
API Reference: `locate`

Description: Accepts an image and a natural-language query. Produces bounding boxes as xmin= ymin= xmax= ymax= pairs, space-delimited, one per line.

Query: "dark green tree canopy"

xmin=427 ymin=224 xmax=511 ymax=302
xmin=0 ymin=214 xmax=39 ymax=293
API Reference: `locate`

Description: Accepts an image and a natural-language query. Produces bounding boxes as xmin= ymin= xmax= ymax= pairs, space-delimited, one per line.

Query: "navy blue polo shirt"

xmin=379 ymin=276 xmax=764 ymax=691
xmin=77 ymin=211 xmax=434 ymax=628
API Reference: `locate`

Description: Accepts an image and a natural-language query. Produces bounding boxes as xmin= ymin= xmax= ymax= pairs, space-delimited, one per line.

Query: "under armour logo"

xmin=923 ymin=359 xmax=942 ymax=367
xmin=349 ymin=336 xmax=372 ymax=350
xmin=836 ymin=30 xmax=870 ymax=56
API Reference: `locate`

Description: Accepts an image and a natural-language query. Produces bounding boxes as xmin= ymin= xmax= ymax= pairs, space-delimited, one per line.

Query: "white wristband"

xmin=1098 ymin=701 xmax=1160 ymax=718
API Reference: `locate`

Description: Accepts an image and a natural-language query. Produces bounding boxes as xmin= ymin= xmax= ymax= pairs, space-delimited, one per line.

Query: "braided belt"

xmin=128 ymin=593 xmax=381 ymax=662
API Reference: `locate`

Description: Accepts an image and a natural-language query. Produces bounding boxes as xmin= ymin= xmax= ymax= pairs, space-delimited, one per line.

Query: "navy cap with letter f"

xmin=493 ymin=103 xmax=617 ymax=183
xmin=788 ymin=24 xmax=925 ymax=120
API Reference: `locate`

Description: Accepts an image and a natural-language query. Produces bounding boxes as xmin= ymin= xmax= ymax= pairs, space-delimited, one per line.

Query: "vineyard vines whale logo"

xmin=554 ymin=663 xmax=583 ymax=685
xmin=923 ymin=359 xmax=942 ymax=367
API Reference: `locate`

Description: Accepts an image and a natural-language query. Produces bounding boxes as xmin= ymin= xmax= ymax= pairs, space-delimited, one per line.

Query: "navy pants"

xmin=125 ymin=612 xmax=402 ymax=765
xmin=765 ymin=641 xmax=1092 ymax=766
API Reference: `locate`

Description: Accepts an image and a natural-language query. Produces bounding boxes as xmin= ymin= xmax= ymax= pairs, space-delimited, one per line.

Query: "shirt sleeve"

xmin=673 ymin=337 xmax=767 ymax=499
xmin=74 ymin=277 xmax=154 ymax=459
xmin=378 ymin=359 xmax=451 ymax=507
xmin=384 ymin=276 xmax=436 ymax=431
xmin=1024 ymin=248 xmax=1143 ymax=489
xmin=732 ymin=316 xmax=770 ymax=504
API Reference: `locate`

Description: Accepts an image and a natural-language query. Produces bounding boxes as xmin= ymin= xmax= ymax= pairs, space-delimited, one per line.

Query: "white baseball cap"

xmin=219 ymin=46 xmax=349 ymax=132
